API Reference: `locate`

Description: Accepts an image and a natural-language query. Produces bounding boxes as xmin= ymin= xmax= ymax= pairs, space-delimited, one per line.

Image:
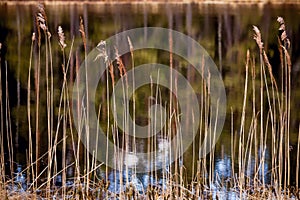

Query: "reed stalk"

xmin=0 ymin=44 xmax=5 ymax=192
xmin=1 ymin=9 xmax=299 ymax=199
xmin=296 ymin=126 xmax=300 ymax=189
xmin=79 ymin=16 xmax=90 ymax=197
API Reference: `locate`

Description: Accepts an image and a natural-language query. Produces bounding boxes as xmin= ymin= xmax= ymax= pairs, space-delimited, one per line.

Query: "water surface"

xmin=0 ymin=2 xmax=300 ymax=195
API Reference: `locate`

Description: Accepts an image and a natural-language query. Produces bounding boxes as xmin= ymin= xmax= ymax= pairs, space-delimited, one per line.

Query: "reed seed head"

xmin=36 ymin=10 xmax=47 ymax=31
xmin=127 ymin=36 xmax=133 ymax=53
xmin=37 ymin=3 xmax=47 ymax=21
xmin=35 ymin=3 xmax=48 ymax=46
xmin=277 ymin=16 xmax=285 ymax=27
xmin=95 ymin=41 xmax=115 ymax=85
xmin=79 ymin=16 xmax=86 ymax=50
xmin=253 ymin=25 xmax=264 ymax=53
xmin=58 ymin=26 xmax=67 ymax=50
xmin=277 ymin=16 xmax=286 ymax=40
xmin=115 ymin=47 xmax=127 ymax=77
xmin=277 ymin=16 xmax=290 ymax=49
xmin=96 ymin=40 xmax=108 ymax=62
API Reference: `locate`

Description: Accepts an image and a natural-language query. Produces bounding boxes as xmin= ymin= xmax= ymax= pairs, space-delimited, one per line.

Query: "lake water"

xmin=0 ymin=2 xmax=300 ymax=197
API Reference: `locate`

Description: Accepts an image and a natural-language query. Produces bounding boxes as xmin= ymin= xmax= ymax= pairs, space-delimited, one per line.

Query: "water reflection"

xmin=1 ymin=2 xmax=300 ymax=195
xmin=215 ymin=155 xmax=231 ymax=178
xmin=109 ymin=138 xmax=170 ymax=193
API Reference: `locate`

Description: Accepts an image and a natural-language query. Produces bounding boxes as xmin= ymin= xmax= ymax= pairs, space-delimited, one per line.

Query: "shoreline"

xmin=1 ymin=0 xmax=300 ymax=6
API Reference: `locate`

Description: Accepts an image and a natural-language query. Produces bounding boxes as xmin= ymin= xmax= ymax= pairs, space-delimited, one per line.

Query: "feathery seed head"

xmin=79 ymin=16 xmax=86 ymax=50
xmin=36 ymin=9 xmax=47 ymax=31
xmin=277 ymin=16 xmax=290 ymax=49
xmin=277 ymin=17 xmax=284 ymax=26
xmin=253 ymin=25 xmax=264 ymax=53
xmin=96 ymin=40 xmax=108 ymax=62
xmin=127 ymin=36 xmax=133 ymax=52
xmin=58 ymin=26 xmax=67 ymax=50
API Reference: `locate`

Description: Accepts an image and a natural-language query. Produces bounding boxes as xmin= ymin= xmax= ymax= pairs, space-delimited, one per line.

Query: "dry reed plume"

xmin=0 ymin=5 xmax=299 ymax=199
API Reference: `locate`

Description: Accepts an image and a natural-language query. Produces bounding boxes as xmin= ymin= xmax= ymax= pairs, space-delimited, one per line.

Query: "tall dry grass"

xmin=0 ymin=5 xmax=299 ymax=199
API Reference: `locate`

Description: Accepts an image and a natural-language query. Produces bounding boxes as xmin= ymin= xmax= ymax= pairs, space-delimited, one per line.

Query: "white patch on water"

xmin=158 ymin=138 xmax=169 ymax=152
xmin=156 ymin=139 xmax=170 ymax=169
xmin=124 ymin=152 xmax=139 ymax=167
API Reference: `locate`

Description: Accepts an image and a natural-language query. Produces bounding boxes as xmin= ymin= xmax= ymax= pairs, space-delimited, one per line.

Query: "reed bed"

xmin=0 ymin=4 xmax=299 ymax=200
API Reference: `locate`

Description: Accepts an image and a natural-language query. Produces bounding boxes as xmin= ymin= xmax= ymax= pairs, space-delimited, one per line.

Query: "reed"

xmin=0 ymin=6 xmax=299 ymax=199
xmin=0 ymin=43 xmax=5 ymax=195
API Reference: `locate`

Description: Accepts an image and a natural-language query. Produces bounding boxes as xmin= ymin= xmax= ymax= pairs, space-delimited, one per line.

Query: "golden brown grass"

xmin=0 ymin=5 xmax=299 ymax=199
